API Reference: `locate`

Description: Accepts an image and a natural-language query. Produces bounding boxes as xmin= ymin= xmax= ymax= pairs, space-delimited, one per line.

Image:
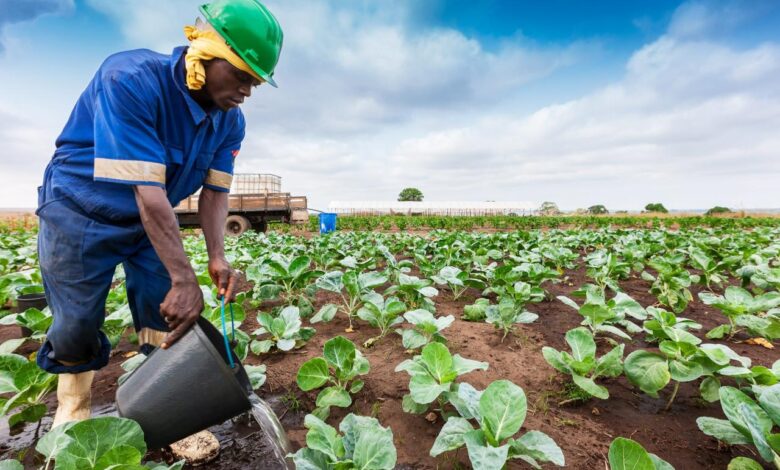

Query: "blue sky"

xmin=1 ymin=0 xmax=779 ymax=211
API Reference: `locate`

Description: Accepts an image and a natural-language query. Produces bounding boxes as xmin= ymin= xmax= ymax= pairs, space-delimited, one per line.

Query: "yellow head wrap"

xmin=183 ymin=19 xmax=263 ymax=90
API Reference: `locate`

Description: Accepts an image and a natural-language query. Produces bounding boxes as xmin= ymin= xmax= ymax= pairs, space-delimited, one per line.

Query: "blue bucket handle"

xmin=220 ymin=296 xmax=236 ymax=369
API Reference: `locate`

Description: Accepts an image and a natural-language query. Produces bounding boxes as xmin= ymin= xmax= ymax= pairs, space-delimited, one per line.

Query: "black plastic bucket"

xmin=16 ymin=292 xmax=47 ymax=311
xmin=16 ymin=291 xmax=47 ymax=337
xmin=115 ymin=317 xmax=252 ymax=449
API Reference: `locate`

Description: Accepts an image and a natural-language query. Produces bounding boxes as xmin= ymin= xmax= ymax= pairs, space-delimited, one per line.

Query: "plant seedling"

xmin=542 ymin=327 xmax=624 ymax=401
xmin=0 ymin=353 xmax=57 ymax=427
xmin=430 ymin=380 xmax=565 ymax=470
xmin=395 ymin=342 xmax=487 ymax=417
xmin=314 ymin=270 xmax=388 ymax=331
xmin=289 ymin=413 xmax=397 ymax=469
xmin=395 ymin=310 xmax=454 ymax=350
xmin=296 ymin=336 xmax=370 ymax=420
xmin=356 ymin=292 xmax=406 ymax=347
xmin=250 ymin=306 xmax=315 ymax=353
xmin=699 ymin=287 xmax=780 ymax=341
xmin=608 ymin=437 xmax=674 ymax=470
xmin=485 ymin=297 xmax=538 ymax=342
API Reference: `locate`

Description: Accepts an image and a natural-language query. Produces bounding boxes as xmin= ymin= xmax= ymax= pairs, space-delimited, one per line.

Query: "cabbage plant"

xmin=36 ymin=417 xmax=183 ymax=470
xmin=431 ymin=266 xmax=485 ymax=300
xmin=296 ymin=336 xmax=369 ymax=420
xmin=289 ymin=413 xmax=396 ymax=469
xmin=463 ymin=298 xmax=490 ymax=322
xmin=542 ymin=327 xmax=624 ymax=400
xmin=608 ymin=437 xmax=674 ymax=470
xmin=250 ymin=306 xmax=315 ymax=353
xmin=244 ymin=364 xmax=268 ymax=390
xmin=624 ymin=338 xmax=749 ymax=409
xmin=395 ymin=342 xmax=487 ymax=417
xmin=585 ymin=250 xmax=631 ymax=292
xmin=688 ymin=247 xmax=732 ymax=290
xmin=246 ymin=254 xmax=323 ymax=317
xmin=697 ymin=385 xmax=780 ymax=469
xmin=356 ymin=292 xmax=406 ymax=347
xmin=0 ymin=307 xmax=52 ymax=339
xmin=102 ymin=304 xmax=133 ymax=348
xmin=0 ymin=353 xmax=56 ymax=427
xmin=699 ymin=287 xmax=780 ymax=340
xmin=486 ymin=268 xmax=548 ymax=304
xmin=540 ymin=244 xmax=579 ymax=272
xmin=430 ymin=380 xmax=564 ymax=470
xmin=395 ymin=309 xmax=454 ymax=350
xmin=750 ymin=265 xmax=780 ymax=292
xmin=558 ymin=288 xmax=647 ymax=340
xmin=642 ymin=307 xmax=702 ymax=344
xmin=377 ymin=244 xmax=412 ymax=282
xmin=314 ymin=270 xmax=387 ymax=330
xmin=641 ymin=255 xmax=695 ymax=313
xmin=485 ymin=297 xmax=539 ymax=341
xmin=385 ymin=273 xmax=438 ymax=313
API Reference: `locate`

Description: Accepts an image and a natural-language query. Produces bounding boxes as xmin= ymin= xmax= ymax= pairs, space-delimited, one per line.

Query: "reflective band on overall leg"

xmin=124 ymin=238 xmax=171 ymax=354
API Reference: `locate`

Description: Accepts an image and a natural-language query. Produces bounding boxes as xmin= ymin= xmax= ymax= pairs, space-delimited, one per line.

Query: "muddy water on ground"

xmin=0 ymin=397 xmax=293 ymax=470
xmin=248 ymin=393 xmax=293 ymax=469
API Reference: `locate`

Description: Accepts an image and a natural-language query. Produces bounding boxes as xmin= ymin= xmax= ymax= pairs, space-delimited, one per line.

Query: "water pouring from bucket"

xmin=115 ymin=302 xmax=293 ymax=468
xmin=249 ymin=393 xmax=293 ymax=465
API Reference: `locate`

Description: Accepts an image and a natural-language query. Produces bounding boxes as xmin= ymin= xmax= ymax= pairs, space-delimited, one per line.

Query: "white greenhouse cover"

xmin=327 ymin=201 xmax=537 ymax=215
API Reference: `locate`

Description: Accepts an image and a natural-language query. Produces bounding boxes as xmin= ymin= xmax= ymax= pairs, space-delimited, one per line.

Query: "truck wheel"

xmin=225 ymin=215 xmax=251 ymax=236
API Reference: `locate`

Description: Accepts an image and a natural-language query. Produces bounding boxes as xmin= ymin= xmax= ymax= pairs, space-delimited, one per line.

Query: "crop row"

xmin=1 ymin=226 xmax=779 ymax=468
xmin=269 ymin=214 xmax=780 ymax=233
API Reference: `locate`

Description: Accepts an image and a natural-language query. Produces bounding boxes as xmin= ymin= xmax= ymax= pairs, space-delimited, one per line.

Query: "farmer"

xmin=35 ymin=0 xmax=282 ymax=462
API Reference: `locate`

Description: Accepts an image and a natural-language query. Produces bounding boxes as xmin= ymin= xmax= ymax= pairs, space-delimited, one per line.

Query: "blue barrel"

xmin=319 ymin=213 xmax=337 ymax=234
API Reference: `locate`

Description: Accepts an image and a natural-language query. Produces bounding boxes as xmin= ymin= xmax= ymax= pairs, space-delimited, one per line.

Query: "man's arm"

xmin=133 ymin=186 xmax=203 ymax=348
xmin=199 ymin=187 xmax=238 ymax=302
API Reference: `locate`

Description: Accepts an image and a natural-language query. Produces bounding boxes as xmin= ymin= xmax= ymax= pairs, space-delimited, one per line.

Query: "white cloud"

xmin=384 ymin=35 xmax=780 ymax=210
xmin=666 ymin=0 xmax=771 ymax=39
xmin=86 ymin=0 xmax=594 ymax=137
xmin=0 ymin=108 xmax=56 ymax=208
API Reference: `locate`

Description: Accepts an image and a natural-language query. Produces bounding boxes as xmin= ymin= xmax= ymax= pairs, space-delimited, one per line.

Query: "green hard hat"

xmin=199 ymin=0 xmax=283 ymax=87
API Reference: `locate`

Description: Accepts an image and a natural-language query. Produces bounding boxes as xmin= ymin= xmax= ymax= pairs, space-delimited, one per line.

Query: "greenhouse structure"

xmin=327 ymin=201 xmax=537 ymax=216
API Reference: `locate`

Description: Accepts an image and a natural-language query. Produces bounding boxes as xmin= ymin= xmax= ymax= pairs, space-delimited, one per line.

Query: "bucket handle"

xmin=220 ymin=296 xmax=236 ymax=369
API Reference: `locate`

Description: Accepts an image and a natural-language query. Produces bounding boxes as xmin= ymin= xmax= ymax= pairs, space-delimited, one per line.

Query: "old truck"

xmin=174 ymin=173 xmax=308 ymax=236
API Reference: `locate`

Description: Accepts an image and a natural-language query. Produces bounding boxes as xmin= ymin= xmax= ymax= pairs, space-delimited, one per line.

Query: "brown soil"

xmin=2 ymin=265 xmax=777 ymax=469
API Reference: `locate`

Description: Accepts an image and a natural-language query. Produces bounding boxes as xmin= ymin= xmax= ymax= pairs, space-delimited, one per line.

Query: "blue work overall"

xmin=36 ymin=46 xmax=245 ymax=374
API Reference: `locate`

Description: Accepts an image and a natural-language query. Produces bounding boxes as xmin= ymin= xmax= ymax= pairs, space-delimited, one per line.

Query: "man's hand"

xmin=160 ymin=279 xmax=204 ymax=349
xmin=209 ymin=257 xmax=239 ymax=302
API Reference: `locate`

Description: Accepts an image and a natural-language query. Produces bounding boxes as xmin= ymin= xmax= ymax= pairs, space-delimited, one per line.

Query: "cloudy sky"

xmin=1 ymin=0 xmax=778 ymax=211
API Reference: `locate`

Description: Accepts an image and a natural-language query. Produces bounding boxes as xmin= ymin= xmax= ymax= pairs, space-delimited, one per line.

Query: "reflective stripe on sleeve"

xmin=204 ymin=169 xmax=232 ymax=190
xmin=94 ymin=158 xmax=166 ymax=184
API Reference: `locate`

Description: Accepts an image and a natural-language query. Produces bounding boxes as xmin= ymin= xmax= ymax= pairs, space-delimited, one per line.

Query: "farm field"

xmin=287 ymin=214 xmax=780 ymax=234
xmin=3 ymin=221 xmax=780 ymax=469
